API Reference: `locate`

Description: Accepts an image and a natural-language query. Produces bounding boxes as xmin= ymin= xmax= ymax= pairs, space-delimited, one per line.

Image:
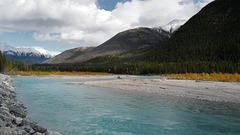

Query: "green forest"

xmin=144 ymin=0 xmax=240 ymax=63
xmin=32 ymin=46 xmax=239 ymax=74
xmin=0 ymin=51 xmax=29 ymax=74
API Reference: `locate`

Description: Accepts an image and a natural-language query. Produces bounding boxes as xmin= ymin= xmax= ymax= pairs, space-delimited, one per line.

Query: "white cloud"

xmin=0 ymin=0 xmax=213 ymax=46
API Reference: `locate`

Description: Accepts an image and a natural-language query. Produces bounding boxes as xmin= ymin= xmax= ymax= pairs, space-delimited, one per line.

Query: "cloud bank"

xmin=0 ymin=0 xmax=213 ymax=46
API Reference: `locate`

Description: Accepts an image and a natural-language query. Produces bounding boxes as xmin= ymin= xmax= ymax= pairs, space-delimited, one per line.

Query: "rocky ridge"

xmin=0 ymin=74 xmax=61 ymax=135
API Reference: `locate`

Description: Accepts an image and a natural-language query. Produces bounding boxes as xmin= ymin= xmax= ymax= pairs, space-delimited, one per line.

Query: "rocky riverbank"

xmin=0 ymin=74 xmax=61 ymax=135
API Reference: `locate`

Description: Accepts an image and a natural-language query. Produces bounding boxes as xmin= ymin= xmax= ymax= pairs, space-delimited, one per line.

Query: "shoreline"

xmin=12 ymin=74 xmax=240 ymax=104
xmin=13 ymin=72 xmax=240 ymax=82
xmin=82 ymin=78 xmax=240 ymax=104
xmin=0 ymin=74 xmax=61 ymax=135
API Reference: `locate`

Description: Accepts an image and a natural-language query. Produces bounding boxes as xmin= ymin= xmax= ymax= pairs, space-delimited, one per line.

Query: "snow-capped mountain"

xmin=153 ymin=19 xmax=186 ymax=34
xmin=0 ymin=43 xmax=61 ymax=64
xmin=14 ymin=46 xmax=60 ymax=58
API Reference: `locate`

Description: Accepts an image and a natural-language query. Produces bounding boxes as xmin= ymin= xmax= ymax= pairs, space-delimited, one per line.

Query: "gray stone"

xmin=0 ymin=90 xmax=9 ymax=97
xmin=0 ymin=114 xmax=13 ymax=123
xmin=0 ymin=119 xmax=6 ymax=127
xmin=22 ymin=130 xmax=29 ymax=135
xmin=9 ymin=105 xmax=27 ymax=118
xmin=29 ymin=129 xmax=35 ymax=134
xmin=36 ymin=132 xmax=44 ymax=135
xmin=30 ymin=123 xmax=47 ymax=133
xmin=0 ymin=106 xmax=9 ymax=112
xmin=13 ymin=129 xmax=29 ymax=135
xmin=22 ymin=118 xmax=32 ymax=126
xmin=13 ymin=130 xmax=22 ymax=135
xmin=24 ymin=125 xmax=35 ymax=134
xmin=5 ymin=122 xmax=15 ymax=128
xmin=24 ymin=125 xmax=31 ymax=132
xmin=7 ymin=85 xmax=15 ymax=93
xmin=2 ymin=110 xmax=15 ymax=119
xmin=15 ymin=117 xmax=23 ymax=125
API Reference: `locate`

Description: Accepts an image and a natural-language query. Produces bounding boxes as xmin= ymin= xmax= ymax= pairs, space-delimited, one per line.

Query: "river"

xmin=14 ymin=76 xmax=240 ymax=135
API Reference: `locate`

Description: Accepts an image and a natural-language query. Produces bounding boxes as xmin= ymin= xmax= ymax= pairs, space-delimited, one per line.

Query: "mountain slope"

xmin=45 ymin=27 xmax=171 ymax=64
xmin=145 ymin=0 xmax=240 ymax=63
xmin=44 ymin=47 xmax=96 ymax=64
xmin=0 ymin=43 xmax=60 ymax=64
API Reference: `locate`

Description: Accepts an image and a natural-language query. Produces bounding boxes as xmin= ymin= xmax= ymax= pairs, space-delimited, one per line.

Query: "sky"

xmin=0 ymin=0 xmax=214 ymax=52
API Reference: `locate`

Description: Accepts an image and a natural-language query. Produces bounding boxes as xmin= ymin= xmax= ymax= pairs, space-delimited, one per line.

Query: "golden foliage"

xmin=166 ymin=73 xmax=240 ymax=82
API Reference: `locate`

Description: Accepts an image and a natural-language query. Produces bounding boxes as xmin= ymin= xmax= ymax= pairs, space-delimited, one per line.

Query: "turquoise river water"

xmin=14 ymin=76 xmax=240 ymax=135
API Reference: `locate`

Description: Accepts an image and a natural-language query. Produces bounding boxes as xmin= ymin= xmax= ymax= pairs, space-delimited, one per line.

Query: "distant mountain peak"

xmin=0 ymin=43 xmax=61 ymax=64
xmin=153 ymin=19 xmax=187 ymax=34
xmin=15 ymin=46 xmax=61 ymax=58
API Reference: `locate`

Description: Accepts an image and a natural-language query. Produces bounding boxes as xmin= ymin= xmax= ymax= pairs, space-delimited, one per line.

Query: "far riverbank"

xmin=82 ymin=78 xmax=240 ymax=104
xmin=14 ymin=71 xmax=240 ymax=82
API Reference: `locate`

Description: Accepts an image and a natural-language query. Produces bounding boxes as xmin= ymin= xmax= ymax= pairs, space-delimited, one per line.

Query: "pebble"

xmin=29 ymin=129 xmax=35 ymax=134
xmin=14 ymin=117 xmax=23 ymax=125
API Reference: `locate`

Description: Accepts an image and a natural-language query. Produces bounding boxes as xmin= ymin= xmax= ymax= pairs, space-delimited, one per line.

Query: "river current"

xmin=14 ymin=76 xmax=240 ymax=135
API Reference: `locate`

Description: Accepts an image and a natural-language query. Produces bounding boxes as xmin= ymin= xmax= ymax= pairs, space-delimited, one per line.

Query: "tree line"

xmin=0 ymin=51 xmax=29 ymax=74
xmin=32 ymin=60 xmax=240 ymax=75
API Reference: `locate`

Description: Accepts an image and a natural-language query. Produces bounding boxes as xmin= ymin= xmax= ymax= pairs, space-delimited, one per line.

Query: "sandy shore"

xmin=82 ymin=78 xmax=240 ymax=103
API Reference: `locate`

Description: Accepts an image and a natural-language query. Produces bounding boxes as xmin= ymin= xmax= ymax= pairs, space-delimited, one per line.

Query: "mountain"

xmin=0 ymin=43 xmax=60 ymax=64
xmin=145 ymin=0 xmax=240 ymax=63
xmin=45 ymin=19 xmax=186 ymax=64
xmin=45 ymin=26 xmax=171 ymax=64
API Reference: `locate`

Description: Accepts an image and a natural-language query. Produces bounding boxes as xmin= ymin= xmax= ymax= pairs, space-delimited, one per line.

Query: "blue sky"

xmin=98 ymin=0 xmax=130 ymax=11
xmin=0 ymin=0 xmax=213 ymax=52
